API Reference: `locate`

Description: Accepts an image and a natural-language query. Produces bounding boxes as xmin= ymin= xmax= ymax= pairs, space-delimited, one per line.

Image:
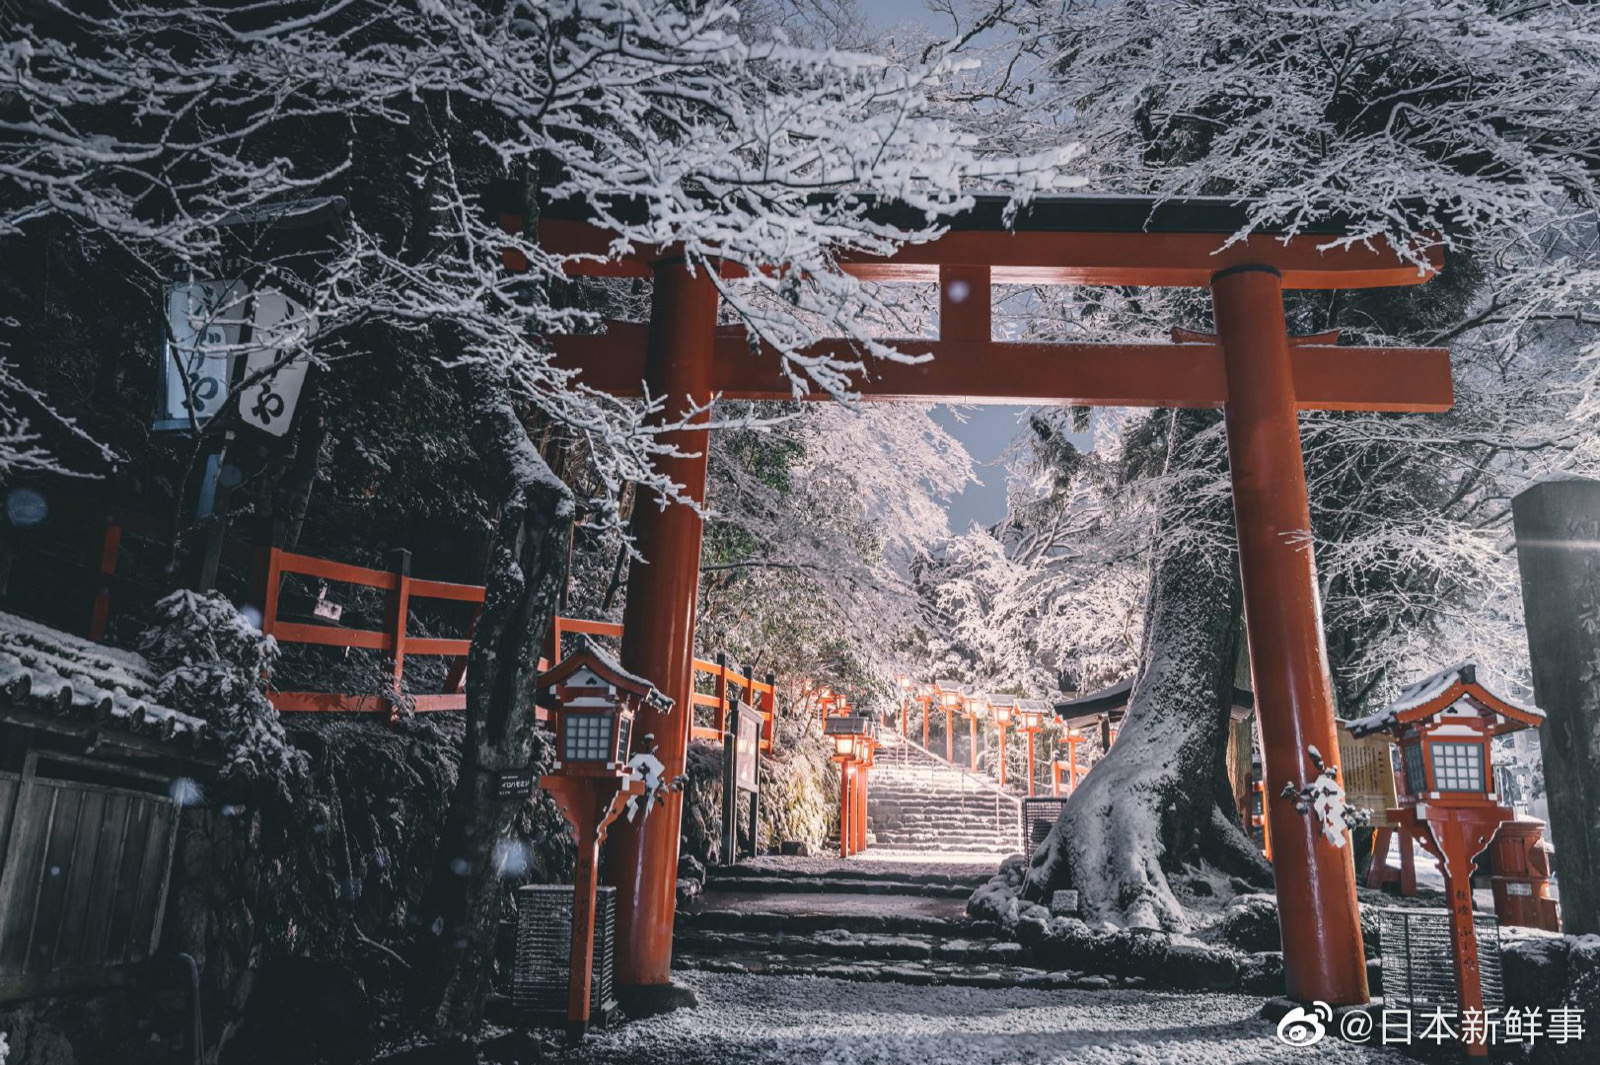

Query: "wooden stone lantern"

xmin=1017 ymin=699 xmax=1050 ymax=797
xmin=825 ymin=715 xmax=874 ymax=858
xmin=1349 ymin=663 xmax=1543 ymax=1057
xmin=535 ymin=636 xmax=666 ymax=1040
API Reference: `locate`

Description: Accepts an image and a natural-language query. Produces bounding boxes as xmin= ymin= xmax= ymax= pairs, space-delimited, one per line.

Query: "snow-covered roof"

xmin=986 ymin=694 xmax=1018 ymax=708
xmin=933 ymin=678 xmax=965 ymax=695
xmin=0 ymin=612 xmax=212 ymax=751
xmin=1017 ymin=699 xmax=1051 ymax=713
xmin=1347 ymin=662 xmax=1544 ymax=738
xmin=536 ymin=633 xmax=671 ymax=711
xmin=1055 ymin=677 xmax=1253 ymax=727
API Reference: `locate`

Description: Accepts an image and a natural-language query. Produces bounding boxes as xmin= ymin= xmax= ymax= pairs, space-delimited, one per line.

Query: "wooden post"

xmin=719 ymin=702 xmax=738 ymax=866
xmin=855 ymin=757 xmax=867 ymax=852
xmin=88 ymin=511 xmax=122 ymax=641
xmin=568 ymin=813 xmax=603 ymax=1043
xmin=997 ymin=721 xmax=1007 ymax=787
xmin=1212 ymin=264 xmax=1368 ymax=1006
xmin=922 ymin=695 xmax=930 ymax=751
xmin=540 ymin=776 xmax=639 ymax=1042
xmin=945 ymin=705 xmax=954 ymax=762
xmin=764 ymin=672 xmax=776 ymax=749
xmin=1025 ymin=729 xmax=1036 ymax=797
xmin=747 ymin=666 xmax=761 ymax=851
xmin=386 ymin=548 xmax=412 ymax=723
xmin=968 ymin=713 xmax=978 ymax=772
xmin=714 ymin=652 xmax=729 ymax=736
xmin=838 ymin=762 xmax=851 ymax=858
xmin=606 ymin=257 xmax=718 ymax=989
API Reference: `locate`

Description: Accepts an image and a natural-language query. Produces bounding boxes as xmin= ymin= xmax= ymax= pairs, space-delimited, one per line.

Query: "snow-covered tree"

xmin=4 ymin=0 xmax=1070 ymax=1039
xmin=931 ymin=0 xmax=1600 ymax=927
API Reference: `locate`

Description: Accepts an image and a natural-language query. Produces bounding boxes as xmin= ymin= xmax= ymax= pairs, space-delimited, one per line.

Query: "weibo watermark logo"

xmin=1276 ymin=1003 xmax=1331 ymax=1047
xmin=1275 ymin=1001 xmax=1587 ymax=1048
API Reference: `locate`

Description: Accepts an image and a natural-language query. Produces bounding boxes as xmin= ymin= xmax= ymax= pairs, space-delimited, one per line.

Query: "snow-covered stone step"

xmin=677 ymin=906 xmax=964 ymax=937
xmin=709 ymin=862 xmax=991 ymax=888
xmin=702 ymin=874 xmax=972 ymax=898
xmin=672 ymin=952 xmax=1127 ymax=991
xmin=674 ymin=928 xmax=1027 ymax=966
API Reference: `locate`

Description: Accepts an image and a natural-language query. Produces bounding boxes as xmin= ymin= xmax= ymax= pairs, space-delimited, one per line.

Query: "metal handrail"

xmin=884 ymin=728 xmax=1023 ymax=845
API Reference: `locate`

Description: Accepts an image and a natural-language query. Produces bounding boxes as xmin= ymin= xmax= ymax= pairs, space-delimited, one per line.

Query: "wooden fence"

xmin=0 ymin=756 xmax=179 ymax=1000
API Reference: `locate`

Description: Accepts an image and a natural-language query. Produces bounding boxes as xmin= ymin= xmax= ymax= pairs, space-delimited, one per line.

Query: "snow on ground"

xmin=737 ymin=854 xmax=1002 ymax=879
xmin=575 ymin=971 xmax=1407 ymax=1065
xmin=694 ymin=890 xmax=967 ymax=920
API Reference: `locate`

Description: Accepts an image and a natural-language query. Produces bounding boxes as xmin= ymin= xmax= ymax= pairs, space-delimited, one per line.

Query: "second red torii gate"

xmin=515 ymin=193 xmax=1452 ymax=1008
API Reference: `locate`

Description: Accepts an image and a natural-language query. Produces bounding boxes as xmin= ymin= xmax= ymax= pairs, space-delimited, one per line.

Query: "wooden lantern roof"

xmin=1054 ymin=677 xmax=1255 ymax=730
xmin=1347 ymin=662 xmax=1543 ymax=739
xmin=535 ymin=634 xmax=671 ymax=714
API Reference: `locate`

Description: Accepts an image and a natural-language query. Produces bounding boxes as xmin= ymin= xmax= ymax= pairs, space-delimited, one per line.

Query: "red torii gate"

xmin=517 ymin=193 xmax=1452 ymax=1008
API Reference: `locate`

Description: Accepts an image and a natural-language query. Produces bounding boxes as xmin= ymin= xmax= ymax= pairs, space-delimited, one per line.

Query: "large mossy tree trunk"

xmin=408 ymin=368 xmax=574 ymax=1045
xmin=1024 ymin=409 xmax=1270 ymax=929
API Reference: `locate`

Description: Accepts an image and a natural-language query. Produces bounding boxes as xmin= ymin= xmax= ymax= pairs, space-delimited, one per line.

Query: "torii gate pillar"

xmin=605 ymin=258 xmax=718 ymax=988
xmin=1213 ymin=265 xmax=1369 ymax=1005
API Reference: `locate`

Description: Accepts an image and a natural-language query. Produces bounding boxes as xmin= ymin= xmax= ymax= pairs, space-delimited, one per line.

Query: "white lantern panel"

xmin=1429 ymin=741 xmax=1485 ymax=793
xmin=563 ymin=712 xmax=615 ymax=762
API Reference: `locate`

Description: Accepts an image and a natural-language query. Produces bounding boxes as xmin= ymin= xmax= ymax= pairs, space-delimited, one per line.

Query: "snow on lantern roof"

xmin=1347 ymin=662 xmax=1543 ymax=739
xmin=933 ymin=679 xmax=965 ymax=695
xmin=0 ymin=611 xmax=213 ymax=753
xmin=986 ymin=694 xmax=1019 ymax=709
xmin=1017 ymin=699 xmax=1051 ymax=713
xmin=536 ymin=634 xmax=671 ymax=712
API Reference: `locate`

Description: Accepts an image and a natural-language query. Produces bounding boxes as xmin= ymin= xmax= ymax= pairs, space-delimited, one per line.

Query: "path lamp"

xmin=826 ymin=716 xmax=874 ymax=858
xmin=934 ymin=680 xmax=964 ymax=763
xmin=1347 ymin=663 xmax=1543 ymax=1058
xmin=988 ymin=695 xmax=1017 ymax=787
xmin=535 ymin=636 xmax=662 ymax=1041
xmin=1017 ymin=700 xmax=1049 ymax=797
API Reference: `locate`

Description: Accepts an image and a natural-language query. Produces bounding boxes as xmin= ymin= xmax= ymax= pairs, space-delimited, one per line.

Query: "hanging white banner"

xmin=237 ymin=288 xmax=316 ymax=437
xmin=159 ymin=280 xmax=249 ymax=430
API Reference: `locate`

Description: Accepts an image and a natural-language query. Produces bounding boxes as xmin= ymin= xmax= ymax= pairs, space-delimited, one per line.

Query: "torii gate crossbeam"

xmin=515 ymin=193 xmax=1452 ymax=1008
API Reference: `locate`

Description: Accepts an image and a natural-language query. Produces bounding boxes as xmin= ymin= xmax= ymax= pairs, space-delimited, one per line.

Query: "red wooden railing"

xmin=2 ymin=488 xmax=777 ymax=745
xmin=254 ymin=543 xmax=483 ymax=715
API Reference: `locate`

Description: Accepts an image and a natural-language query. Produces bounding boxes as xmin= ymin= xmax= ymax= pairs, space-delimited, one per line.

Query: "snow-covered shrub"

xmin=139 ymin=590 xmax=308 ymax=802
xmin=1218 ymin=894 xmax=1282 ymax=954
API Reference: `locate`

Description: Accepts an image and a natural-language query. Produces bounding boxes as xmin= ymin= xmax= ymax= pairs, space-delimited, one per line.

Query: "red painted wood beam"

xmin=548 ymin=327 xmax=1453 ymax=413
xmin=532 ymin=217 xmax=1440 ymax=290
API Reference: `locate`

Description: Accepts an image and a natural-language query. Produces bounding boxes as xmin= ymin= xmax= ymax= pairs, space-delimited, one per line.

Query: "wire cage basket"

xmin=1376 ymin=906 xmax=1504 ymax=1011
xmin=512 ymin=884 xmax=619 ymax=1028
xmin=1021 ymin=797 xmax=1069 ymax=851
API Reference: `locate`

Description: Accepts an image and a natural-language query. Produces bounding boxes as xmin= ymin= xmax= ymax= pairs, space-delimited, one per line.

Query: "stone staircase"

xmin=858 ymin=730 xmax=1023 ymax=858
xmin=673 ymin=859 xmax=1089 ymax=989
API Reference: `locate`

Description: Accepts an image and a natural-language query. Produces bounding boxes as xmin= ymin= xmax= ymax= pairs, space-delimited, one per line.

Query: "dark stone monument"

xmin=1511 ymin=478 xmax=1600 ymax=935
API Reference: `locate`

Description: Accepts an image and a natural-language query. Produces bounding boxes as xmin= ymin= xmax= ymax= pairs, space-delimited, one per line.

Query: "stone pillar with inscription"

xmin=1511 ymin=479 xmax=1600 ymax=936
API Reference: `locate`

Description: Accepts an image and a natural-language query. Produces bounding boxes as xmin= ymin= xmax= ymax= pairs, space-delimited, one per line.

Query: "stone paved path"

xmin=569 ymin=971 xmax=1410 ymax=1065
